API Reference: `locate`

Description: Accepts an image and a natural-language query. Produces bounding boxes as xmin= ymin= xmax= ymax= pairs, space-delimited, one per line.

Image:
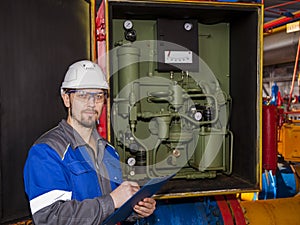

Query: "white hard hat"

xmin=61 ymin=60 xmax=109 ymax=93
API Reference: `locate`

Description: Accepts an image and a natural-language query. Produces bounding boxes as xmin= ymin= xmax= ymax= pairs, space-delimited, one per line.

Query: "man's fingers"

xmin=134 ymin=198 xmax=156 ymax=217
xmin=110 ymin=181 xmax=141 ymax=208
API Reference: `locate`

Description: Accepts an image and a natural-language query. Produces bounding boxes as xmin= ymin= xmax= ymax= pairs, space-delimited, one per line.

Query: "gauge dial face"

xmin=184 ymin=22 xmax=193 ymax=31
xmin=127 ymin=157 xmax=136 ymax=166
xmin=194 ymin=112 xmax=202 ymax=121
xmin=164 ymin=50 xmax=193 ymax=64
xmin=123 ymin=20 xmax=133 ymax=30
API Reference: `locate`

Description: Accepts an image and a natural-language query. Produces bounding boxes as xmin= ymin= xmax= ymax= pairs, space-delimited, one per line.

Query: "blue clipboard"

xmin=101 ymin=174 xmax=174 ymax=225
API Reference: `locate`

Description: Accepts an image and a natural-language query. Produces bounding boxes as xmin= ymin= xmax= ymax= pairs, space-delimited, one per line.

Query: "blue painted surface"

xmin=276 ymin=162 xmax=297 ymax=198
xmin=259 ymin=162 xmax=297 ymax=199
xmin=140 ymin=197 xmax=223 ymax=225
xmin=259 ymin=170 xmax=277 ymax=199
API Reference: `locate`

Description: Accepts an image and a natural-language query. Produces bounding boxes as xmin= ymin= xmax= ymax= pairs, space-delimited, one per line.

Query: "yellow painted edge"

xmin=106 ymin=0 xmax=263 ymax=191
xmin=264 ymin=26 xmax=286 ymax=36
xmin=108 ymin=0 xmax=262 ymax=7
xmin=105 ymin=0 xmax=111 ymax=142
xmin=91 ymin=0 xmax=96 ymax=61
xmin=153 ymin=189 xmax=260 ymax=200
xmin=258 ymin=4 xmax=263 ymax=191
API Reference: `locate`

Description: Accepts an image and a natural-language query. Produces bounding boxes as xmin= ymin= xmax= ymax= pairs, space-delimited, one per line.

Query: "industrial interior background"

xmin=1 ymin=0 xmax=300 ymax=224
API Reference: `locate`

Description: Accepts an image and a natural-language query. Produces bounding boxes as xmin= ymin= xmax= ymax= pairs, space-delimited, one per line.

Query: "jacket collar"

xmin=59 ymin=119 xmax=104 ymax=150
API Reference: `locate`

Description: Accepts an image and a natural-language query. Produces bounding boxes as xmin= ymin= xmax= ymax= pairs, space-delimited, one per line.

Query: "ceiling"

xmin=264 ymin=0 xmax=300 ymax=23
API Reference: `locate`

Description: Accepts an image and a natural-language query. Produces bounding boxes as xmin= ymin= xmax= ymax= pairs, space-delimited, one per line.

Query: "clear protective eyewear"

xmin=67 ymin=90 xmax=107 ymax=103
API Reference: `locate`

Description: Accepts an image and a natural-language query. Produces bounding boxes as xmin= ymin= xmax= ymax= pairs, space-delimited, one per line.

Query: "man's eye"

xmin=95 ymin=94 xmax=103 ymax=100
xmin=78 ymin=93 xmax=88 ymax=98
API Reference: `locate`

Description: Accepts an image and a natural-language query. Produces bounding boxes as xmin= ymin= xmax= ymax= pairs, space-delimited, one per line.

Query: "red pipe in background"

xmin=265 ymin=0 xmax=300 ymax=10
xmin=264 ymin=11 xmax=300 ymax=33
xmin=262 ymin=105 xmax=278 ymax=174
xmin=97 ymin=104 xmax=107 ymax=139
xmin=96 ymin=0 xmax=107 ymax=139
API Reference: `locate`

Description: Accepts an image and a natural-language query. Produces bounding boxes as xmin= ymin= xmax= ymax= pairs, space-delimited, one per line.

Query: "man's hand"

xmin=133 ymin=198 xmax=156 ymax=217
xmin=110 ymin=181 xmax=156 ymax=218
xmin=110 ymin=181 xmax=140 ymax=208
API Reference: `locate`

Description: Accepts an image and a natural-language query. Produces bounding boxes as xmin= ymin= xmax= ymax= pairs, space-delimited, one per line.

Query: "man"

xmin=23 ymin=60 xmax=156 ymax=224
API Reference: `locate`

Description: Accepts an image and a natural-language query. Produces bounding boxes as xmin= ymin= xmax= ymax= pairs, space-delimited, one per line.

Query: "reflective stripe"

xmin=106 ymin=143 xmax=119 ymax=157
xmin=30 ymin=190 xmax=72 ymax=214
xmin=62 ymin=143 xmax=70 ymax=160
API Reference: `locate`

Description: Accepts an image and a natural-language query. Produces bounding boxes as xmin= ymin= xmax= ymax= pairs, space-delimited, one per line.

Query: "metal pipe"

xmin=240 ymin=195 xmax=300 ymax=224
xmin=223 ymin=130 xmax=233 ymax=175
xmin=264 ymin=11 xmax=300 ymax=32
xmin=288 ymin=35 xmax=300 ymax=110
xmin=264 ymin=31 xmax=300 ymax=66
xmin=264 ymin=31 xmax=300 ymax=52
xmin=265 ymin=0 xmax=300 ymax=10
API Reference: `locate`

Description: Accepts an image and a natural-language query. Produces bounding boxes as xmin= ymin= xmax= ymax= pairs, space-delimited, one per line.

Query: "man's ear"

xmin=61 ymin=94 xmax=71 ymax=108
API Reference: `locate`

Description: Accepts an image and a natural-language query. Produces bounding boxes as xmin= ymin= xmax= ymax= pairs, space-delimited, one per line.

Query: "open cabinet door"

xmin=96 ymin=0 xmax=108 ymax=139
xmin=0 ymin=0 xmax=95 ymax=223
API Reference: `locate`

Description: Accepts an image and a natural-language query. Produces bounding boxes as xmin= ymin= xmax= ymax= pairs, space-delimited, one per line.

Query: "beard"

xmin=70 ymin=107 xmax=98 ymax=128
xmin=79 ymin=115 xmax=96 ymax=128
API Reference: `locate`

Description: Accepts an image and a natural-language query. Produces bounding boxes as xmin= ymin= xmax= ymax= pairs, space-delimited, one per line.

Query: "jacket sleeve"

xmin=23 ymin=144 xmax=115 ymax=225
xmin=32 ymin=195 xmax=115 ymax=225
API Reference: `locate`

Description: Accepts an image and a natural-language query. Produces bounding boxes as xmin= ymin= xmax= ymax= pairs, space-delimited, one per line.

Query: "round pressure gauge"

xmin=123 ymin=20 xmax=133 ymax=30
xmin=127 ymin=157 xmax=136 ymax=167
xmin=194 ymin=111 xmax=202 ymax=121
xmin=184 ymin=22 xmax=193 ymax=31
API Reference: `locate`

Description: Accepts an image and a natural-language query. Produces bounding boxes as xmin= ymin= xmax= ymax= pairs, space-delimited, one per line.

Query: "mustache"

xmin=82 ymin=109 xmax=98 ymax=114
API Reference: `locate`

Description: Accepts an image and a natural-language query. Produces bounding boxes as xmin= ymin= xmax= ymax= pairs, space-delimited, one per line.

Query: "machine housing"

xmin=106 ymin=0 xmax=263 ymax=197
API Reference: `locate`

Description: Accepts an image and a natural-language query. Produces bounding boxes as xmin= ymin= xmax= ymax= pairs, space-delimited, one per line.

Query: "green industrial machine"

xmin=107 ymin=0 xmax=262 ymax=195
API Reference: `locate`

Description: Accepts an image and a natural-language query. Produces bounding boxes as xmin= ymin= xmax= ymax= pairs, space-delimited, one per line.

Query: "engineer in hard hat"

xmin=23 ymin=60 xmax=156 ymax=224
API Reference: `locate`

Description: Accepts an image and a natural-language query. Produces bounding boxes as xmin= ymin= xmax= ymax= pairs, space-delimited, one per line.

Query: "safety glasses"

xmin=66 ymin=90 xmax=107 ymax=103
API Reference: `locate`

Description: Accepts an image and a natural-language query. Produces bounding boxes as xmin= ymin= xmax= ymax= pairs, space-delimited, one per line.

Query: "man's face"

xmin=66 ymin=89 xmax=106 ymax=128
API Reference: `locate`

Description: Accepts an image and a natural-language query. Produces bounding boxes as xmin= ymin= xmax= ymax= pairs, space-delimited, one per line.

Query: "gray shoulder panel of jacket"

xmin=34 ymin=126 xmax=69 ymax=159
xmin=32 ymin=194 xmax=115 ymax=225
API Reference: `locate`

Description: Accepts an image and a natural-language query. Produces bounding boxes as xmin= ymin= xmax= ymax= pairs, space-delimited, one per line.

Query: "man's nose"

xmin=87 ymin=95 xmax=96 ymax=105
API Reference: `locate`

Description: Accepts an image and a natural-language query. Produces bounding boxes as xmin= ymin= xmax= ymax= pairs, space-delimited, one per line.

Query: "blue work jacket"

xmin=23 ymin=120 xmax=123 ymax=224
